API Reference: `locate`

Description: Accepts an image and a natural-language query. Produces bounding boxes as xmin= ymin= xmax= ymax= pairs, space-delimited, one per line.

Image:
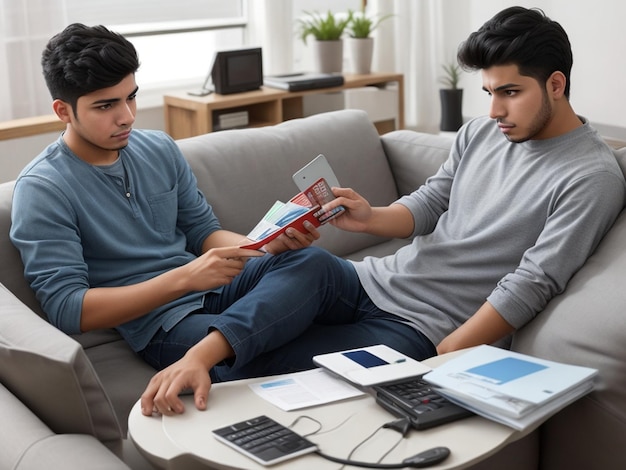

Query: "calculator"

xmin=212 ymin=415 xmax=318 ymax=466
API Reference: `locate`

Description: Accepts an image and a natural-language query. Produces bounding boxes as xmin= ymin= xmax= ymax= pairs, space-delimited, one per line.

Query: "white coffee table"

xmin=128 ymin=352 xmax=531 ymax=469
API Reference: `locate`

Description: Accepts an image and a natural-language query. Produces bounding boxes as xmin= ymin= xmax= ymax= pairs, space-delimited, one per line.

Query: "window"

xmin=0 ymin=0 xmax=246 ymax=120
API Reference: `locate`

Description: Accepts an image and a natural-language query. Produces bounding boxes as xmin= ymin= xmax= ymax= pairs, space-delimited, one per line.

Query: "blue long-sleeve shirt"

xmin=10 ymin=130 xmax=221 ymax=351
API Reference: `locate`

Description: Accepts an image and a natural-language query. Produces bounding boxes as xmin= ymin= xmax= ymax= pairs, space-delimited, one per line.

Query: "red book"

xmin=241 ymin=178 xmax=344 ymax=250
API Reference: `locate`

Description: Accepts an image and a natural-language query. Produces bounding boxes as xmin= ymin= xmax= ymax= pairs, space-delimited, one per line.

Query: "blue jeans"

xmin=139 ymin=247 xmax=436 ymax=382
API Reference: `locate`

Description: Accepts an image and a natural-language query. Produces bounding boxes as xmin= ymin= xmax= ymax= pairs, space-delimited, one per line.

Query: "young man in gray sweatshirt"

xmin=139 ymin=6 xmax=624 ymax=415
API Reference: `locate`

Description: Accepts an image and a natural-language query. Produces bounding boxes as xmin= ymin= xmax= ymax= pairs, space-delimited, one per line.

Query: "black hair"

xmin=457 ymin=7 xmax=573 ymax=98
xmin=41 ymin=23 xmax=140 ymax=109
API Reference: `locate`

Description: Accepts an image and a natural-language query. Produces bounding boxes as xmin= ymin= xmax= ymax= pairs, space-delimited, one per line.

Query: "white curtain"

xmin=246 ymin=0 xmax=293 ymax=75
xmin=0 ymin=0 xmax=65 ymax=120
xmin=369 ymin=0 xmax=468 ymax=132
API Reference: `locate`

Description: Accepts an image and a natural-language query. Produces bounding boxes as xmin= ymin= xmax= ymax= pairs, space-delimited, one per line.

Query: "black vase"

xmin=439 ymin=89 xmax=464 ymax=132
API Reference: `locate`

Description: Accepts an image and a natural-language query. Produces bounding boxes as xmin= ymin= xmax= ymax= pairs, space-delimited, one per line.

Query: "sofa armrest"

xmin=0 ymin=283 xmax=122 ymax=443
xmin=18 ymin=435 xmax=131 ymax=470
xmin=381 ymin=130 xmax=452 ymax=196
xmin=0 ymin=383 xmax=130 ymax=470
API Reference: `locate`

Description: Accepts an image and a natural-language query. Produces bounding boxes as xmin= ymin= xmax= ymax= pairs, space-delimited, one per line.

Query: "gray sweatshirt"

xmin=353 ymin=116 xmax=625 ymax=347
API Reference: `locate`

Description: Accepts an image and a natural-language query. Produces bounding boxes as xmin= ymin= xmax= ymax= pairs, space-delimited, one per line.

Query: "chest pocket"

xmin=147 ymin=185 xmax=178 ymax=234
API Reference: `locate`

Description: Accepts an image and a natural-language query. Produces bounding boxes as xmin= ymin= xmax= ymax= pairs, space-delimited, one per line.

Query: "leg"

xmin=212 ymin=296 xmax=436 ymax=381
xmin=140 ymin=247 xmax=362 ymax=370
xmin=205 ymin=247 xmax=365 ymax=368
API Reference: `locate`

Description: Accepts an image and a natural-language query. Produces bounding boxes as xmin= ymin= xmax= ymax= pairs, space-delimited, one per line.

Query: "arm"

xmin=80 ymin=244 xmax=264 ymax=331
xmin=82 ymin=222 xmax=320 ymax=331
xmin=436 ymin=301 xmax=515 ymax=355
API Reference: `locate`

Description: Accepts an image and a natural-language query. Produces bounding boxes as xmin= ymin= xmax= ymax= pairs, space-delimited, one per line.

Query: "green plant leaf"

xmin=347 ymin=9 xmax=393 ymax=38
xmin=297 ymin=10 xmax=353 ymax=44
xmin=438 ymin=63 xmax=462 ymax=89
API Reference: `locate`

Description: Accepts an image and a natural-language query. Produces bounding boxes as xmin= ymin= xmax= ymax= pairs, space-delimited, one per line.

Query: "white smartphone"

xmin=292 ymin=154 xmax=340 ymax=191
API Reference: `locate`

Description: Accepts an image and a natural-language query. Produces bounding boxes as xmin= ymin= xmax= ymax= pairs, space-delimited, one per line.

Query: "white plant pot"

xmin=311 ymin=40 xmax=343 ymax=74
xmin=347 ymin=37 xmax=374 ymax=74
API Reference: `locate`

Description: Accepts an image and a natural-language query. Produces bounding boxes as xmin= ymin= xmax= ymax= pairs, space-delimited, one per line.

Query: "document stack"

xmin=423 ymin=345 xmax=598 ymax=431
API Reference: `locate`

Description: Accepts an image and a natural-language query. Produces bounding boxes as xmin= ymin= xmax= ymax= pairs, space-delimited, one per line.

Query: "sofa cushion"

xmin=511 ymin=147 xmax=626 ymax=468
xmin=177 ymin=109 xmax=400 ymax=257
xmin=381 ymin=130 xmax=452 ymax=196
xmin=0 ymin=283 xmax=122 ymax=443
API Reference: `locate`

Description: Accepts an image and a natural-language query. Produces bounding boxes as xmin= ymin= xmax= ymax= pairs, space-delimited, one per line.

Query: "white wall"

xmin=455 ymin=0 xmax=626 ymax=138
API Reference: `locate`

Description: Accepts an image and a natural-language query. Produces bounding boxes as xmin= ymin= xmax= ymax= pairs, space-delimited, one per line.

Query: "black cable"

xmin=313 ymin=416 xmax=449 ymax=469
xmin=315 ymin=446 xmax=451 ymax=468
xmin=344 ymin=422 xmax=387 ymax=463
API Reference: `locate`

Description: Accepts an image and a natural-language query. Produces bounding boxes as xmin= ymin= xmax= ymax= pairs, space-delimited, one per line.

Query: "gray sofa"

xmin=1 ymin=109 xmax=625 ymax=469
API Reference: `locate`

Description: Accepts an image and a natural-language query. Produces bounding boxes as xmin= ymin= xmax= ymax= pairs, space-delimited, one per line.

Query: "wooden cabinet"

xmin=163 ymin=73 xmax=404 ymax=139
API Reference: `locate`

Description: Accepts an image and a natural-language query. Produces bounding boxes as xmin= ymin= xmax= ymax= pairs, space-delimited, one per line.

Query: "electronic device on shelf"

xmin=189 ymin=47 xmax=263 ymax=96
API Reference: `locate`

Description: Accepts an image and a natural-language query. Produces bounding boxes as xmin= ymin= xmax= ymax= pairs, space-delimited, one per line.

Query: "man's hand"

xmin=140 ymin=352 xmax=212 ymax=416
xmin=325 ymin=187 xmax=373 ymax=233
xmin=263 ymin=220 xmax=320 ymax=255
xmin=140 ymin=330 xmax=234 ymax=416
xmin=183 ymin=246 xmax=264 ymax=292
xmin=326 ymin=187 xmax=415 ymax=239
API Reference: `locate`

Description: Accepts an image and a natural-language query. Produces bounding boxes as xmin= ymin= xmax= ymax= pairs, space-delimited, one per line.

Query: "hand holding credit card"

xmin=241 ymin=155 xmax=344 ymax=250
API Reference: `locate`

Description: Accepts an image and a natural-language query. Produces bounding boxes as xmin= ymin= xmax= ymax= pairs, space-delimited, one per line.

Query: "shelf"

xmin=163 ymin=73 xmax=404 ymax=139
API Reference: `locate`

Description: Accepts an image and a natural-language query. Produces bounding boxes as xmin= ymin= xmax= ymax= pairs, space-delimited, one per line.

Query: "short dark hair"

xmin=41 ymin=23 xmax=140 ymax=109
xmin=457 ymin=7 xmax=573 ymax=98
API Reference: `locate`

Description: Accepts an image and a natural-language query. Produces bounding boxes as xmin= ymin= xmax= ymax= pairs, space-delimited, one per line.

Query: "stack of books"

xmin=215 ymin=110 xmax=249 ymax=130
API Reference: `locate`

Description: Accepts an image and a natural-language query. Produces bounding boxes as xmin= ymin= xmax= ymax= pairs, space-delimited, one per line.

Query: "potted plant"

xmin=346 ymin=7 xmax=393 ymax=74
xmin=438 ymin=62 xmax=464 ymax=131
xmin=297 ymin=10 xmax=352 ymax=73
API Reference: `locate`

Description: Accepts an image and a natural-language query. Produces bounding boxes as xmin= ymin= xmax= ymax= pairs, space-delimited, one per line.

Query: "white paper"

xmin=248 ymin=368 xmax=365 ymax=411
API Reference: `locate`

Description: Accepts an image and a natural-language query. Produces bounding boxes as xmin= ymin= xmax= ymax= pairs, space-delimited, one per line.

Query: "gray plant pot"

xmin=312 ymin=39 xmax=343 ymax=73
xmin=346 ymin=37 xmax=374 ymax=74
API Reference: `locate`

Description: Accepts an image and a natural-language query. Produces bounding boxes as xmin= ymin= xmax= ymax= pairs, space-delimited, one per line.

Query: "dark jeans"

xmin=139 ymin=247 xmax=436 ymax=382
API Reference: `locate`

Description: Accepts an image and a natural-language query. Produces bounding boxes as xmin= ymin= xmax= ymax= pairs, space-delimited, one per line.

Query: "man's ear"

xmin=547 ymin=71 xmax=567 ymax=99
xmin=52 ymin=99 xmax=73 ymax=123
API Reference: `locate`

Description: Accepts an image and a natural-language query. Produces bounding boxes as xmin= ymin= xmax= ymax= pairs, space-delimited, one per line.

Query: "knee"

xmin=285 ymin=246 xmax=335 ymax=264
xmin=275 ymin=247 xmax=339 ymax=276
xmin=273 ymin=247 xmax=352 ymax=287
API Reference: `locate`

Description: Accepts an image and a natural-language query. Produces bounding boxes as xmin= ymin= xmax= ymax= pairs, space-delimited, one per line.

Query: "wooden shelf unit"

xmin=163 ymin=72 xmax=404 ymax=140
xmin=0 ymin=115 xmax=65 ymax=141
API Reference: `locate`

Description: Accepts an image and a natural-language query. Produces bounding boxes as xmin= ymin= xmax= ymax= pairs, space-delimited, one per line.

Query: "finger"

xmin=235 ymin=247 xmax=266 ymax=258
xmin=302 ymin=221 xmax=320 ymax=239
xmin=193 ymin=381 xmax=211 ymax=411
xmin=140 ymin=377 xmax=161 ymax=416
xmin=284 ymin=228 xmax=309 ymax=246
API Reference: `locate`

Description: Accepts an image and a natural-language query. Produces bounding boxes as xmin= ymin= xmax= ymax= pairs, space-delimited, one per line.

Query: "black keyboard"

xmin=212 ymin=415 xmax=317 ymax=466
xmin=373 ymin=376 xmax=473 ymax=430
